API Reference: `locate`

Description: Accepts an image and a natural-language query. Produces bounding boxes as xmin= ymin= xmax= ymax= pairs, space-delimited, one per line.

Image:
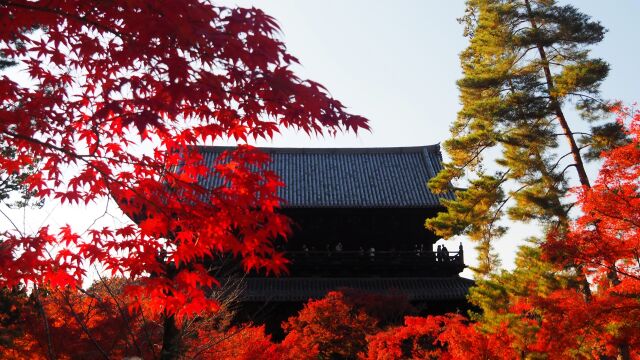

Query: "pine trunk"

xmin=523 ymin=0 xmax=593 ymax=302
xmin=523 ymin=0 xmax=590 ymax=189
xmin=523 ymin=2 xmax=632 ymax=357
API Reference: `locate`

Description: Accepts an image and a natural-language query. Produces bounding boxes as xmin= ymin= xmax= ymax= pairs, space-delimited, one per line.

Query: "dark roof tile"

xmin=196 ymin=145 xmax=453 ymax=208
xmin=239 ymin=277 xmax=474 ymax=302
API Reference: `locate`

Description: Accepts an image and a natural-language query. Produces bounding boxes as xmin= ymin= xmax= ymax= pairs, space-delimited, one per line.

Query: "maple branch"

xmin=81 ymin=197 xmax=111 ymax=236
xmin=590 ymin=207 xmax=640 ymax=229
xmin=0 ymin=206 xmax=23 ymax=236
xmin=61 ymin=290 xmax=110 ymax=359
xmin=33 ymin=287 xmax=57 ymax=360
xmin=1 ymin=129 xmax=177 ymax=220
xmin=591 ymin=183 xmax=640 ymax=228
xmin=94 ymin=269 xmax=144 ymax=357
xmin=135 ymin=295 xmax=159 ymax=359
xmin=184 ymin=270 xmax=246 ymax=358
xmin=578 ymin=259 xmax=640 ymax=282
xmin=75 ymin=286 xmax=102 ymax=301
xmin=1 ymin=0 xmax=127 ymax=39
xmin=188 ymin=325 xmax=246 ymax=360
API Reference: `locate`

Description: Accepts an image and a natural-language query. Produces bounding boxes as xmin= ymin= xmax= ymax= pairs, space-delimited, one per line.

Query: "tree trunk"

xmin=160 ymin=314 xmax=181 ymax=360
xmin=523 ymin=0 xmax=593 ymax=303
xmin=34 ymin=287 xmax=56 ymax=360
xmin=523 ymin=3 xmax=632 ymax=358
xmin=523 ymin=0 xmax=591 ymax=189
xmin=618 ymin=343 xmax=631 ymax=360
xmin=158 ymin=253 xmax=182 ymax=360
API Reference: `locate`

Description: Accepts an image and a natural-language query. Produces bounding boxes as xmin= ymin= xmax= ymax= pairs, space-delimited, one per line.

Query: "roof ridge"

xmin=192 ymin=144 xmax=441 ymax=154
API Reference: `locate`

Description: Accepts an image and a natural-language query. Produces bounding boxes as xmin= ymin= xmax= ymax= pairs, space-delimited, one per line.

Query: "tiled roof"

xmin=196 ymin=145 xmax=453 ymax=208
xmin=239 ymin=277 xmax=474 ymax=302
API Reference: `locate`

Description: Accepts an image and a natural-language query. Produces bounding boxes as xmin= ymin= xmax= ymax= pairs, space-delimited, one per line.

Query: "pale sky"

xmin=216 ymin=0 xmax=640 ymax=275
xmin=2 ymin=1 xmax=639 ymax=279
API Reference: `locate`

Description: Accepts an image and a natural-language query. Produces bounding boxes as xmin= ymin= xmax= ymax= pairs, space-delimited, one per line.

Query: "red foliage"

xmin=0 ymin=279 xmax=286 ymax=359
xmin=185 ymin=325 xmax=283 ymax=360
xmin=340 ymin=289 xmax=415 ymax=326
xmin=280 ymin=291 xmax=378 ymax=359
xmin=543 ymin=106 xmax=640 ymax=357
xmin=0 ymin=281 xmax=155 ymax=359
xmin=0 ymin=0 xmax=368 ymax=324
xmin=546 ymin=107 xmax=640 ymax=281
xmin=0 ymin=288 xmax=45 ymax=360
xmin=364 ymin=315 xmax=515 ymax=360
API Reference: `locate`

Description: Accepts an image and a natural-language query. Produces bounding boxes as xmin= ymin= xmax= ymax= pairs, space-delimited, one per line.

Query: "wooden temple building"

xmin=196 ymin=145 xmax=473 ymax=336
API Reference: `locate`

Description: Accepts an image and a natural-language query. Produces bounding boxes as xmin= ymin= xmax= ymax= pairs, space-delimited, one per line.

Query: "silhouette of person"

xmin=442 ymin=245 xmax=449 ymax=262
xmin=437 ymin=245 xmax=442 ymax=262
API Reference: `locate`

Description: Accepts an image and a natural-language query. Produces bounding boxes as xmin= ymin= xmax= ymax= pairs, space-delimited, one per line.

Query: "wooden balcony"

xmin=281 ymin=248 xmax=465 ymax=277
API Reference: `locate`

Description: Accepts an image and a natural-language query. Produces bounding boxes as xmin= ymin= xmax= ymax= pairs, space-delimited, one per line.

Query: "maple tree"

xmin=0 ymin=279 xmax=140 ymax=359
xmin=364 ymin=314 xmax=515 ymax=360
xmin=0 ymin=277 xmax=285 ymax=359
xmin=339 ymin=289 xmax=414 ymax=328
xmin=0 ymin=0 xmax=368 ymax=358
xmin=280 ymin=291 xmax=378 ymax=360
xmin=0 ymin=286 xmax=42 ymax=359
xmin=546 ymin=106 xmax=640 ymax=290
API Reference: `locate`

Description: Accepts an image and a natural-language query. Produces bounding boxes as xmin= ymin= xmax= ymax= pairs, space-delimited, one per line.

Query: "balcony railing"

xmin=279 ymin=246 xmax=465 ymax=277
xmin=286 ymin=249 xmax=462 ymax=262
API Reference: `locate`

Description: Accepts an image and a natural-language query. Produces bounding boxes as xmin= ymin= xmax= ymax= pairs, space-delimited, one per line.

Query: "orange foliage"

xmin=281 ymin=291 xmax=378 ymax=359
xmin=0 ymin=280 xmax=284 ymax=359
xmin=185 ymin=325 xmax=283 ymax=360
xmin=364 ymin=315 xmax=515 ymax=360
xmin=0 ymin=280 xmax=159 ymax=359
xmin=542 ymin=106 xmax=640 ymax=357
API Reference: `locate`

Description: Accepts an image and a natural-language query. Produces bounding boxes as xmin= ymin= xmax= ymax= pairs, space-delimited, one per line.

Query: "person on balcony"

xmin=442 ymin=245 xmax=449 ymax=261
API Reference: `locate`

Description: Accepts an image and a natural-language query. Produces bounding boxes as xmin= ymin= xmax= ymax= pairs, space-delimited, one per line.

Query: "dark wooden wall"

xmin=280 ymin=207 xmax=442 ymax=252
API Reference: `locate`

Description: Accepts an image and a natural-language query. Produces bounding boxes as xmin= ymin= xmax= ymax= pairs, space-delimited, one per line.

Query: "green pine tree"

xmin=468 ymin=238 xmax=576 ymax=358
xmin=427 ymin=0 xmax=624 ymax=277
xmin=428 ymin=2 xmax=633 ymax=357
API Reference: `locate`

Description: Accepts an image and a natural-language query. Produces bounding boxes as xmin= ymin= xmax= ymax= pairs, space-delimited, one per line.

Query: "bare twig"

xmin=33 ymin=287 xmax=56 ymax=360
xmin=61 ymin=290 xmax=110 ymax=359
